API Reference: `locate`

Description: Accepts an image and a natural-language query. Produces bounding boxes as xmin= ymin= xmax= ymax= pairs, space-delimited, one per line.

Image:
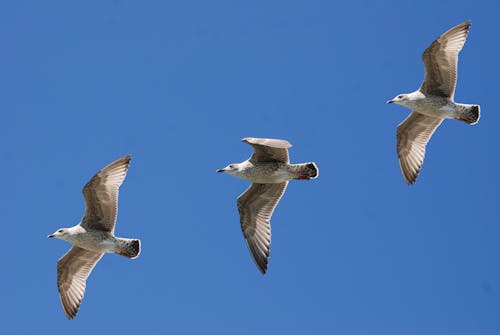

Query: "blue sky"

xmin=1 ymin=0 xmax=499 ymax=334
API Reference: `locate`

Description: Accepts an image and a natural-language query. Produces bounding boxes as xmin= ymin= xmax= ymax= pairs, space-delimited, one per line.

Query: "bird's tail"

xmin=456 ymin=104 xmax=480 ymax=125
xmin=115 ymin=238 xmax=141 ymax=259
xmin=291 ymin=162 xmax=319 ymax=180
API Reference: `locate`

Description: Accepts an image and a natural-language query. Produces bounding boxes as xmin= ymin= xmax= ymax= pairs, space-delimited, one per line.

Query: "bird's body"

xmin=229 ymin=160 xmax=316 ymax=184
xmin=58 ymin=225 xmax=114 ymax=253
xmin=398 ymin=91 xmax=475 ymax=120
xmin=49 ymin=155 xmax=140 ymax=319
xmin=218 ymin=137 xmax=318 ymax=274
xmin=388 ymin=21 xmax=479 ymax=184
xmin=57 ymin=225 xmax=138 ymax=256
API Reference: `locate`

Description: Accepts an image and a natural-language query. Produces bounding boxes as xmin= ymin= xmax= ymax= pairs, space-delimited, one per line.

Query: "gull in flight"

xmin=218 ymin=138 xmax=319 ymax=274
xmin=388 ymin=21 xmax=480 ymax=185
xmin=49 ymin=155 xmax=140 ymax=319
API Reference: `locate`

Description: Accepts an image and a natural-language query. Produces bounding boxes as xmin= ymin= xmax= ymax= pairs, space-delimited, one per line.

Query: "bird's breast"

xmin=69 ymin=232 xmax=116 ymax=253
xmin=411 ymin=97 xmax=454 ymax=119
xmin=237 ymin=164 xmax=291 ymax=183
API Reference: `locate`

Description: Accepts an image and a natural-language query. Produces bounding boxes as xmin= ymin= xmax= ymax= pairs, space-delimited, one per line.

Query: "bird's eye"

xmin=398 ymin=95 xmax=404 ymax=99
xmin=58 ymin=229 xmax=63 ymax=233
xmin=229 ymin=165 xmax=234 ymax=168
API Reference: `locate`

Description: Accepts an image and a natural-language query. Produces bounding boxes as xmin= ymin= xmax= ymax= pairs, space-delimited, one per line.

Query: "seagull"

xmin=49 ymin=155 xmax=140 ymax=319
xmin=217 ymin=137 xmax=319 ymax=274
xmin=388 ymin=21 xmax=480 ymax=185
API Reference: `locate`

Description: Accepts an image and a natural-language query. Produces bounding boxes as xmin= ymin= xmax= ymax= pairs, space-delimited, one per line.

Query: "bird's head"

xmin=48 ymin=228 xmax=70 ymax=240
xmin=216 ymin=163 xmax=241 ymax=176
xmin=387 ymin=94 xmax=409 ymax=106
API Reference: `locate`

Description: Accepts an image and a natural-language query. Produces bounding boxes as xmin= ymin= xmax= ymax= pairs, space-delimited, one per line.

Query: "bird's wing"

xmin=397 ymin=112 xmax=443 ymax=185
xmin=420 ymin=21 xmax=470 ymax=99
xmin=81 ymin=155 xmax=131 ymax=233
xmin=57 ymin=246 xmax=103 ymax=319
xmin=237 ymin=182 xmax=288 ymax=274
xmin=242 ymin=137 xmax=291 ymax=164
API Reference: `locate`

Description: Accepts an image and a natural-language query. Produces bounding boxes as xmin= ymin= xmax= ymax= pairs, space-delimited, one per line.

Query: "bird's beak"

xmin=216 ymin=168 xmax=225 ymax=173
xmin=387 ymin=99 xmax=394 ymax=104
xmin=48 ymin=234 xmax=54 ymax=238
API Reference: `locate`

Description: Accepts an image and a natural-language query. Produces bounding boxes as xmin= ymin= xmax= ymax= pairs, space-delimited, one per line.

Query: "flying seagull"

xmin=388 ymin=20 xmax=480 ymax=185
xmin=49 ymin=155 xmax=140 ymax=319
xmin=217 ymin=138 xmax=319 ymax=274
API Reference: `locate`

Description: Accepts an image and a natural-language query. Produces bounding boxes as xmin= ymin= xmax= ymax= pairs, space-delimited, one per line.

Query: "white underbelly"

xmin=238 ymin=167 xmax=291 ymax=184
xmin=73 ymin=238 xmax=116 ymax=253
xmin=414 ymin=102 xmax=456 ymax=119
xmin=251 ymin=170 xmax=291 ymax=183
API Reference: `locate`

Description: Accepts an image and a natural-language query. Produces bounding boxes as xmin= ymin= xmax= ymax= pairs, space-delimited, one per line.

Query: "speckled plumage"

xmin=49 ymin=155 xmax=140 ymax=319
xmin=218 ymin=137 xmax=318 ymax=274
xmin=388 ymin=21 xmax=480 ymax=185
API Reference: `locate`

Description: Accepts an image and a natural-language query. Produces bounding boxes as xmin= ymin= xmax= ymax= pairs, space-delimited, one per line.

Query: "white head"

xmin=216 ymin=163 xmax=242 ymax=176
xmin=387 ymin=93 xmax=411 ymax=107
xmin=48 ymin=228 xmax=71 ymax=241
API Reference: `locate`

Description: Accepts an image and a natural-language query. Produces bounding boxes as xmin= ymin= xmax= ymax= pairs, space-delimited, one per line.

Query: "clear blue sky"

xmin=1 ymin=1 xmax=498 ymax=334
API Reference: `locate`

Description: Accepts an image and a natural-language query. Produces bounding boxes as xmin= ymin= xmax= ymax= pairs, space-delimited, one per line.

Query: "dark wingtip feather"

xmin=245 ymin=239 xmax=269 ymax=275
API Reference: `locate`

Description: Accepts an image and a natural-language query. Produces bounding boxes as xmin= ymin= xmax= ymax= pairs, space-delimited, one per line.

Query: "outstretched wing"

xmin=57 ymin=247 xmax=103 ymax=319
xmin=242 ymin=138 xmax=291 ymax=164
xmin=397 ymin=112 xmax=443 ymax=185
xmin=237 ymin=182 xmax=288 ymax=274
xmin=81 ymin=155 xmax=131 ymax=233
xmin=420 ymin=21 xmax=471 ymax=99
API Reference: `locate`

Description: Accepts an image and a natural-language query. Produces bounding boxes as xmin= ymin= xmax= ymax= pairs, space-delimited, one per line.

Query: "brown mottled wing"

xmin=397 ymin=112 xmax=443 ymax=185
xmin=242 ymin=137 xmax=291 ymax=164
xmin=57 ymin=247 xmax=103 ymax=319
xmin=81 ymin=155 xmax=131 ymax=234
xmin=237 ymin=182 xmax=288 ymax=274
xmin=420 ymin=21 xmax=470 ymax=99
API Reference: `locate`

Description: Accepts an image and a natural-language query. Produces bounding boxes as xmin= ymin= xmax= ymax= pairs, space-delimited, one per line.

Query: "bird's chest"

xmin=238 ymin=164 xmax=291 ymax=183
xmin=412 ymin=98 xmax=454 ymax=118
xmin=70 ymin=233 xmax=116 ymax=253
